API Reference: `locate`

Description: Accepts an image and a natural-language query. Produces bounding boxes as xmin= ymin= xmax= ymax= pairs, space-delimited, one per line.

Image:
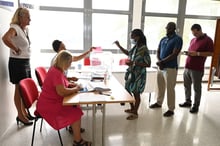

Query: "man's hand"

xmin=156 ymin=60 xmax=164 ymax=70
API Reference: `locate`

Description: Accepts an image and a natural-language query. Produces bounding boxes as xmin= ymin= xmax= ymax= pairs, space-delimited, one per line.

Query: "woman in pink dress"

xmin=36 ymin=50 xmax=91 ymax=146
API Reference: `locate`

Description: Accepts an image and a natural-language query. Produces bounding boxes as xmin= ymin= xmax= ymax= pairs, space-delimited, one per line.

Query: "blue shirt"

xmin=158 ymin=33 xmax=182 ymax=68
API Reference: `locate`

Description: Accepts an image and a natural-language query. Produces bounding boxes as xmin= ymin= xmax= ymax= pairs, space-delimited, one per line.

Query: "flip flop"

xmin=126 ymin=114 xmax=138 ymax=120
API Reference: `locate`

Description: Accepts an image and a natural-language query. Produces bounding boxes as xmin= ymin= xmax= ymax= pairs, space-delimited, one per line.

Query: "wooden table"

xmin=63 ymin=76 xmax=134 ymax=146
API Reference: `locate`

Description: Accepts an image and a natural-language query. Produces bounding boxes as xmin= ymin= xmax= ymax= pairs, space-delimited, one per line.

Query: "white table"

xmin=63 ymin=76 xmax=135 ymax=146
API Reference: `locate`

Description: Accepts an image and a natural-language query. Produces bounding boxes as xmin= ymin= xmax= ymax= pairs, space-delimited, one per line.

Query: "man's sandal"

xmin=73 ymin=139 xmax=92 ymax=146
xmin=126 ymin=114 xmax=138 ymax=120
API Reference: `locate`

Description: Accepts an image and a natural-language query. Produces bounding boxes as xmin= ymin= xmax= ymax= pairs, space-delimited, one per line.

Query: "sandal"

xmin=73 ymin=139 xmax=92 ymax=146
xmin=126 ymin=114 xmax=138 ymax=120
xmin=68 ymin=126 xmax=85 ymax=134
xmin=124 ymin=109 xmax=134 ymax=114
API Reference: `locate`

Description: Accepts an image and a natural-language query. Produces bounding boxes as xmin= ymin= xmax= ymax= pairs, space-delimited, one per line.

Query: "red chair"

xmin=19 ymin=78 xmax=63 ymax=146
xmin=119 ymin=58 xmax=129 ymax=65
xmin=35 ymin=67 xmax=47 ymax=88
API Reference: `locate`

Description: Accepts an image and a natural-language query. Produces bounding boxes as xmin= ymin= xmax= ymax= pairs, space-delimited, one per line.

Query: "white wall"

xmin=0 ymin=7 xmax=15 ymax=81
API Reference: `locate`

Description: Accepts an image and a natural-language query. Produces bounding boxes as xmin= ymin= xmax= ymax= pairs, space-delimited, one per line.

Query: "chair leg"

xmin=31 ymin=119 xmax=37 ymax=146
xmin=40 ymin=118 xmax=43 ymax=132
xmin=57 ymin=130 xmax=63 ymax=146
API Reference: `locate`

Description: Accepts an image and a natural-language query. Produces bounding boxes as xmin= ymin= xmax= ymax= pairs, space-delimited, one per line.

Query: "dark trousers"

xmin=183 ymin=68 xmax=204 ymax=107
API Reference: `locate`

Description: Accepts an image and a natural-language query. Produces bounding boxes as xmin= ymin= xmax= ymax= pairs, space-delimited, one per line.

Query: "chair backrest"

xmin=19 ymin=78 xmax=39 ymax=109
xmin=119 ymin=58 xmax=129 ymax=65
xmin=35 ymin=67 xmax=47 ymax=87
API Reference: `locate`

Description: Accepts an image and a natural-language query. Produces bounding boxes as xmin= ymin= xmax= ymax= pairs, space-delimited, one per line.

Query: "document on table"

xmin=78 ymin=93 xmax=107 ymax=102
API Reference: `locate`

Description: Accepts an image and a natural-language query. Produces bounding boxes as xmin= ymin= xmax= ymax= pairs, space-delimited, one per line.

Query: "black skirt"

xmin=8 ymin=57 xmax=31 ymax=84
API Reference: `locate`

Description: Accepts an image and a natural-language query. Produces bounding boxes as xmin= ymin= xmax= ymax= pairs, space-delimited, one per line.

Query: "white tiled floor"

xmin=0 ymin=78 xmax=220 ymax=146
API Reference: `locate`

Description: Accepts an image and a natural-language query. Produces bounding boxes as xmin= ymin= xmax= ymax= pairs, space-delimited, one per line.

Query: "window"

xmin=93 ymin=0 xmax=129 ymax=11
xmin=145 ymin=0 xmax=179 ymax=14
xmin=92 ymin=13 xmax=129 ymax=50
xmin=33 ymin=11 xmax=83 ymax=50
xmin=38 ymin=0 xmax=83 ymax=8
xmin=143 ymin=17 xmax=177 ymax=66
xmin=186 ymin=0 xmax=220 ymax=16
xmin=179 ymin=19 xmax=216 ymax=67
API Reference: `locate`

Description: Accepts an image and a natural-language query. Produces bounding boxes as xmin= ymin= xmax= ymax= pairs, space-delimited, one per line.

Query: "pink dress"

xmin=36 ymin=66 xmax=83 ymax=130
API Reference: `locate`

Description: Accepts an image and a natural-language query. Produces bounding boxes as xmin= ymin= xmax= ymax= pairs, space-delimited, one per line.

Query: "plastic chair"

xmin=19 ymin=78 xmax=63 ymax=146
xmin=35 ymin=67 xmax=47 ymax=88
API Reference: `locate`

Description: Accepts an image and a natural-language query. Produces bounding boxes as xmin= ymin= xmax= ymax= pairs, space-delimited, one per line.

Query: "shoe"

xmin=68 ymin=126 xmax=85 ymax=134
xmin=73 ymin=139 xmax=92 ymax=146
xmin=163 ymin=110 xmax=174 ymax=117
xmin=179 ymin=102 xmax=191 ymax=108
xmin=190 ymin=106 xmax=199 ymax=113
xmin=126 ymin=114 xmax=138 ymax=120
xmin=26 ymin=114 xmax=35 ymax=120
xmin=16 ymin=117 xmax=33 ymax=126
xmin=120 ymin=103 xmax=125 ymax=106
xmin=124 ymin=109 xmax=134 ymax=114
xmin=149 ymin=103 xmax=161 ymax=108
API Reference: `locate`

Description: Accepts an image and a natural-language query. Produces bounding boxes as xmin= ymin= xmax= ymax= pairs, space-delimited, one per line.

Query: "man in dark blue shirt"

xmin=149 ymin=22 xmax=183 ymax=117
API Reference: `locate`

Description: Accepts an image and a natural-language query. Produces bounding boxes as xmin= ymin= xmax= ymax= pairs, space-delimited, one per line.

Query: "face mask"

xmin=130 ymin=39 xmax=136 ymax=45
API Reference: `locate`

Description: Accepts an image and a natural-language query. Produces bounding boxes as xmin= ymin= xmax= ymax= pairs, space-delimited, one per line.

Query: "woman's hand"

xmin=12 ymin=48 xmax=21 ymax=55
xmin=113 ymin=40 xmax=121 ymax=48
xmin=125 ymin=59 xmax=133 ymax=66
xmin=68 ymin=82 xmax=77 ymax=88
xmin=68 ymin=77 xmax=78 ymax=82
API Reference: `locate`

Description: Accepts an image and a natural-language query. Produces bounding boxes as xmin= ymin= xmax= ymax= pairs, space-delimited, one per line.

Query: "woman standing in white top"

xmin=2 ymin=7 xmax=33 ymax=126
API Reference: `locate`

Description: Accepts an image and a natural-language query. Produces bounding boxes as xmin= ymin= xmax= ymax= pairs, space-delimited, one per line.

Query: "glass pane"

xmin=93 ymin=0 xmax=129 ymax=11
xmin=186 ymin=0 xmax=220 ymax=16
xmin=143 ymin=17 xmax=177 ymax=67
xmin=92 ymin=14 xmax=128 ymax=50
xmin=145 ymin=0 xmax=179 ymax=14
xmin=38 ymin=0 xmax=83 ymax=8
xmin=32 ymin=11 xmax=83 ymax=50
xmin=180 ymin=19 xmax=216 ymax=67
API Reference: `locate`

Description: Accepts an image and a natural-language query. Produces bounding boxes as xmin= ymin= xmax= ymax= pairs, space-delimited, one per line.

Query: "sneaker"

xmin=149 ymin=103 xmax=161 ymax=108
xmin=179 ymin=102 xmax=191 ymax=108
xmin=163 ymin=110 xmax=174 ymax=117
xmin=190 ymin=106 xmax=199 ymax=114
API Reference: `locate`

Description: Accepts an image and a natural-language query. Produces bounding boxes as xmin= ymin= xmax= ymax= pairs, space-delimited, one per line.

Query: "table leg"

xmin=92 ymin=104 xmax=96 ymax=145
xmin=102 ymin=104 xmax=106 ymax=146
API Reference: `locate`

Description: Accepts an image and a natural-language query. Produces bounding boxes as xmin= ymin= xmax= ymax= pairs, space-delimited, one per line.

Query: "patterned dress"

xmin=125 ymin=45 xmax=151 ymax=94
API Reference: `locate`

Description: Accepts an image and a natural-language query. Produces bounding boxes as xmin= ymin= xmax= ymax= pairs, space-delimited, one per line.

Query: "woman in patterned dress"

xmin=114 ymin=29 xmax=151 ymax=120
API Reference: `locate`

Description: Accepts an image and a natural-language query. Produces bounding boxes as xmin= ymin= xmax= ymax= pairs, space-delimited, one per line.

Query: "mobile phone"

xmin=183 ymin=51 xmax=188 ymax=55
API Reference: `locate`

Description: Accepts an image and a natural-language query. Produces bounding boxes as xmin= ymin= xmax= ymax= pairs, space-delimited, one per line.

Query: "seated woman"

xmin=36 ymin=50 xmax=91 ymax=146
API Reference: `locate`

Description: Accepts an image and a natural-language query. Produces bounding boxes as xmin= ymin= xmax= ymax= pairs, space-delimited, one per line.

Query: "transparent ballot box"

xmin=90 ymin=51 xmax=113 ymax=80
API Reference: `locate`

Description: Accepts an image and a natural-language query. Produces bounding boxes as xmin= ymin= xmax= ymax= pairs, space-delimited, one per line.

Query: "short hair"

xmin=53 ymin=50 xmax=72 ymax=71
xmin=52 ymin=40 xmax=62 ymax=53
xmin=11 ymin=8 xmax=29 ymax=25
xmin=166 ymin=22 xmax=176 ymax=30
xmin=191 ymin=24 xmax=202 ymax=31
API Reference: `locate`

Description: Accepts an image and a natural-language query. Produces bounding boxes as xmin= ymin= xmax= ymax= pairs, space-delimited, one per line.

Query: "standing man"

xmin=179 ymin=24 xmax=214 ymax=113
xmin=150 ymin=22 xmax=183 ymax=117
